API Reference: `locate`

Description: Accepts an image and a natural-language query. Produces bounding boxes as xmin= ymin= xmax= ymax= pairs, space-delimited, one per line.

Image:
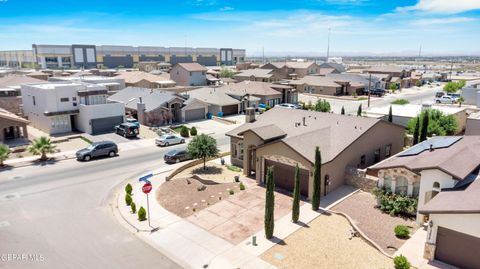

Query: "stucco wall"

xmin=465 ymin=117 xmax=480 ymax=135
xmin=77 ymin=102 xmax=125 ymax=134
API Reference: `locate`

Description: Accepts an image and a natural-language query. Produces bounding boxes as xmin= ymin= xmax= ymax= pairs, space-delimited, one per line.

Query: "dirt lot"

xmin=174 ymin=162 xmax=243 ymax=184
xmin=261 ymin=213 xmax=393 ymax=269
xmin=332 ymin=191 xmax=418 ymax=255
xmin=156 ymin=176 xmax=241 ymax=218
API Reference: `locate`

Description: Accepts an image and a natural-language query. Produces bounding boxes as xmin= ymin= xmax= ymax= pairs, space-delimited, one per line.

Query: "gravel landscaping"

xmin=174 ymin=162 xmax=243 ymax=184
xmin=156 ymin=177 xmax=242 ymax=218
xmin=261 ymin=213 xmax=393 ymax=269
xmin=331 ymin=191 xmax=418 ymax=255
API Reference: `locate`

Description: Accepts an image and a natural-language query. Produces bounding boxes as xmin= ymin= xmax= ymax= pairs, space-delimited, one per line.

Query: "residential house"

xmin=319 ymin=62 xmax=346 ymax=73
xmin=226 ymin=108 xmax=405 ymax=199
xmin=367 ymin=66 xmax=412 ymax=89
xmin=21 ymin=82 xmax=125 ymax=135
xmin=218 ymin=81 xmax=297 ymax=110
xmin=115 ymin=71 xmax=175 ymax=89
xmin=170 ymin=63 xmax=207 ymax=86
xmin=233 ymin=69 xmax=278 ymax=83
xmin=48 ymin=76 xmax=126 ymax=94
xmin=108 ymin=87 xmax=208 ymax=126
xmin=184 ymin=87 xmax=240 ymax=116
xmin=288 ymin=76 xmax=344 ymax=95
xmin=0 ymin=75 xmax=45 ymax=114
xmin=260 ymin=62 xmax=320 ymax=79
xmin=0 ymin=108 xmax=29 ymax=143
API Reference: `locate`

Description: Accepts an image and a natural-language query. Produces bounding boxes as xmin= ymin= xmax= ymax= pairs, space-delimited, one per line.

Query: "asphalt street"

xmin=0 ymin=134 xmax=230 ymax=269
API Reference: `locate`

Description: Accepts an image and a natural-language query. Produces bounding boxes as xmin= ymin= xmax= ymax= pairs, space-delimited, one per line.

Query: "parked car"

xmin=447 ymin=93 xmax=461 ymax=102
xmin=114 ymin=123 xmax=139 ymax=138
xmin=364 ymin=89 xmax=385 ymax=97
xmin=435 ymin=95 xmax=456 ymax=104
xmin=155 ymin=134 xmax=185 ymax=147
xmin=76 ymin=141 xmax=118 ymax=161
xmin=435 ymin=92 xmax=445 ymax=98
xmin=164 ymin=148 xmax=192 ymax=163
xmin=275 ymin=103 xmax=300 ymax=109
xmin=125 ymin=117 xmax=140 ymax=127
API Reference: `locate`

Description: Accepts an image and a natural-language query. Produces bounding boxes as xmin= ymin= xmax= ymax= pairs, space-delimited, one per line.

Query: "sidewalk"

xmin=115 ymin=161 xmax=360 ymax=269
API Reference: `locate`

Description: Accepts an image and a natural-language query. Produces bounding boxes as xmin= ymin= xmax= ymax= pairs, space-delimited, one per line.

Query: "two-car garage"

xmin=264 ymin=158 xmax=310 ymax=196
xmin=434 ymin=226 xmax=480 ymax=269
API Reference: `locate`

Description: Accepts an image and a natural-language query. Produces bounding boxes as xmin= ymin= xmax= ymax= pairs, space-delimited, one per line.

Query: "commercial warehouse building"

xmin=0 ymin=44 xmax=246 ymax=69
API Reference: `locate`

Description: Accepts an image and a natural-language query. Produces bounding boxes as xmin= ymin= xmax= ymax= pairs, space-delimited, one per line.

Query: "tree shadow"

xmin=192 ymin=166 xmax=223 ymax=175
xmin=268 ymin=236 xmax=287 ymax=246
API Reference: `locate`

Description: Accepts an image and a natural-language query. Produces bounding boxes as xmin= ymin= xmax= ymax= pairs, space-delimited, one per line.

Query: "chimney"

xmin=139 ymin=96 xmax=143 ymax=103
xmin=245 ymin=107 xmax=255 ymax=123
xmin=137 ymin=100 xmax=146 ymax=125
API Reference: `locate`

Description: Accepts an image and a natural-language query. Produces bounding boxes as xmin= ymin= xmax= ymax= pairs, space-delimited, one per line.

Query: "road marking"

xmin=0 ymin=221 xmax=10 ymax=228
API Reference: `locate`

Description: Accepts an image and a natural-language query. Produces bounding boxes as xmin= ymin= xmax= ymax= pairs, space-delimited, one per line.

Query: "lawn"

xmin=261 ymin=213 xmax=393 ymax=269
xmin=391 ymin=99 xmax=409 ymax=105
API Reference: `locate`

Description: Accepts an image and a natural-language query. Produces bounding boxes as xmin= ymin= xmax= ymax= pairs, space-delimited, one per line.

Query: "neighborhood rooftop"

xmin=108 ymin=86 xmax=183 ymax=112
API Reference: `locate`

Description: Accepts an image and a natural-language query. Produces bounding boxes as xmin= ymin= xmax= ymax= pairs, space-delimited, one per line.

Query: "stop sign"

xmin=142 ymin=183 xmax=152 ymax=194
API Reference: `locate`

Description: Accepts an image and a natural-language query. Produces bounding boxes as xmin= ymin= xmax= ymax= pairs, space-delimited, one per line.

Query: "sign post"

xmin=142 ymin=182 xmax=153 ymax=228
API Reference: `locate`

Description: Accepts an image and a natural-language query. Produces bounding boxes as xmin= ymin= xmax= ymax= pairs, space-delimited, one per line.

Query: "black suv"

xmin=114 ymin=123 xmax=139 ymax=138
xmin=364 ymin=88 xmax=385 ymax=97
xmin=76 ymin=141 xmax=118 ymax=161
xmin=164 ymin=149 xmax=192 ymax=164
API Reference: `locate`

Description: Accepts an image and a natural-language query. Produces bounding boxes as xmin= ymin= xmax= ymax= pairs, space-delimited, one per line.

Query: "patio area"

xmin=331 ymin=191 xmax=419 ymax=255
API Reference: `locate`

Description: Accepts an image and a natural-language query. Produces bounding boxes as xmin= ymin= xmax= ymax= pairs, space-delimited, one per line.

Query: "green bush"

xmin=190 ymin=126 xmax=197 ymax=136
xmin=226 ymin=165 xmax=242 ymax=172
xmin=372 ymin=187 xmax=417 ymax=216
xmin=393 ymin=255 xmax=411 ymax=269
xmin=125 ymin=183 xmax=133 ymax=195
xmin=239 ymin=182 xmax=245 ymax=191
xmin=406 ymin=109 xmax=457 ymax=137
xmin=125 ymin=194 xmax=132 ymax=206
xmin=138 ymin=206 xmax=147 ymax=221
xmin=130 ymin=202 xmax=136 ymax=214
xmin=391 ymin=99 xmax=409 ymax=105
xmin=229 ymin=189 xmax=234 ymax=195
xmin=394 ymin=225 xmax=410 ymax=238
xmin=180 ymin=126 xmax=190 ymax=138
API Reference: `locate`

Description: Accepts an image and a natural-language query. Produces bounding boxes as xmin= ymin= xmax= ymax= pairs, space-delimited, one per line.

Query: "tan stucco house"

xmin=226 ymin=107 xmax=405 ymax=199
xmin=0 ymin=108 xmax=29 ymax=143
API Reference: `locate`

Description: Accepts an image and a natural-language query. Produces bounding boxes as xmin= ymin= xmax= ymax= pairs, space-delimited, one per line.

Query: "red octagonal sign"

xmin=142 ymin=183 xmax=152 ymax=194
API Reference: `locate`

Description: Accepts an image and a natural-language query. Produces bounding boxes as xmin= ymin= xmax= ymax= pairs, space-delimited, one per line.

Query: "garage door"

xmin=436 ymin=226 xmax=480 ymax=269
xmin=221 ymin=104 xmax=238 ymax=116
xmin=91 ymin=116 xmax=124 ymax=135
xmin=185 ymin=108 xmax=206 ymax=122
xmin=265 ymin=160 xmax=309 ymax=196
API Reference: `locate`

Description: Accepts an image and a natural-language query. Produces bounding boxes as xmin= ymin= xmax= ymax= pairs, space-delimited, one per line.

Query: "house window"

xmin=189 ymin=72 xmax=192 ymax=76
xmin=238 ymin=142 xmax=244 ymax=160
xmin=60 ymin=97 xmax=69 ymax=102
xmin=385 ymin=144 xmax=392 ymax=158
xmin=374 ymin=148 xmax=381 ymax=163
xmin=72 ymin=97 xmax=77 ymax=101
xmin=32 ymin=96 xmax=36 ymax=106
xmin=360 ymin=154 xmax=366 ymax=167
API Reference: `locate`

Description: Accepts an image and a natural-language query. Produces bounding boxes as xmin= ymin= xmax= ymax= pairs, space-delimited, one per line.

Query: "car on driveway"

xmin=364 ymin=88 xmax=385 ymax=97
xmin=164 ymin=148 xmax=192 ymax=163
xmin=435 ymin=95 xmax=456 ymax=104
xmin=76 ymin=141 xmax=118 ymax=161
xmin=275 ymin=103 xmax=300 ymax=109
xmin=114 ymin=123 xmax=139 ymax=138
xmin=155 ymin=134 xmax=185 ymax=147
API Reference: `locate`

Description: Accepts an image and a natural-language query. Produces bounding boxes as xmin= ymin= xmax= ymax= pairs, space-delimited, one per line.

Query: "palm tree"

xmin=0 ymin=144 xmax=11 ymax=166
xmin=458 ymin=96 xmax=465 ymax=107
xmin=28 ymin=136 xmax=56 ymax=161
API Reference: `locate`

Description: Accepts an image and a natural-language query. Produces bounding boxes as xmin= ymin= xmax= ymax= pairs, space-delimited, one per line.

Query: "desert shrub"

xmin=391 ymin=99 xmax=409 ymax=105
xmin=394 ymin=225 xmax=410 ymax=238
xmin=125 ymin=183 xmax=132 ymax=195
xmin=239 ymin=182 xmax=245 ymax=191
xmin=138 ymin=206 xmax=147 ymax=221
xmin=130 ymin=202 xmax=136 ymax=214
xmin=373 ymin=187 xmax=417 ymax=216
xmin=125 ymin=194 xmax=132 ymax=206
xmin=180 ymin=126 xmax=190 ymax=138
xmin=227 ymin=165 xmax=242 ymax=172
xmin=229 ymin=189 xmax=234 ymax=195
xmin=393 ymin=255 xmax=411 ymax=269
xmin=190 ymin=127 xmax=197 ymax=136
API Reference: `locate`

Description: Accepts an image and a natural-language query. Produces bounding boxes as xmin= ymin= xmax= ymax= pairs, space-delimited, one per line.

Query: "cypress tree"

xmin=312 ymin=147 xmax=321 ymax=211
xmin=413 ymin=116 xmax=420 ymax=145
xmin=292 ymin=164 xmax=300 ymax=223
xmin=388 ymin=106 xmax=393 ymax=122
xmin=341 ymin=106 xmax=345 ymax=115
xmin=357 ymin=104 xmax=362 ymax=116
xmin=264 ymin=166 xmax=275 ymax=239
xmin=420 ymin=110 xmax=429 ymax=142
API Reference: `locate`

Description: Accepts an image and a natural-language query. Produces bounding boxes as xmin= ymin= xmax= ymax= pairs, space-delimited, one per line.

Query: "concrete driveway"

xmin=187 ymin=179 xmax=298 ymax=244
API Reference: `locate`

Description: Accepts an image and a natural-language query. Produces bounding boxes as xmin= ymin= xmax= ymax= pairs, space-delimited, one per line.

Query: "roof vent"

xmin=429 ymin=144 xmax=434 ymax=151
xmin=354 ymin=125 xmax=357 ymax=129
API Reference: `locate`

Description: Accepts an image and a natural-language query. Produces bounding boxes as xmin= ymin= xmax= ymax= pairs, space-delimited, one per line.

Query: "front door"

xmin=4 ymin=127 xmax=14 ymax=140
xmin=249 ymin=148 xmax=256 ymax=176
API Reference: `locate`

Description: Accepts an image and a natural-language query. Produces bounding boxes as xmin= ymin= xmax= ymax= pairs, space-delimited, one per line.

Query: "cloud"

xmin=397 ymin=0 xmax=480 ymax=14
xmin=219 ymin=6 xmax=234 ymax=11
xmin=411 ymin=17 xmax=476 ymax=25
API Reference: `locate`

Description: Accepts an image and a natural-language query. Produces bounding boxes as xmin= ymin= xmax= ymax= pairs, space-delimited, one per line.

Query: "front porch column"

xmin=378 ymin=177 xmax=385 ymax=187
xmin=390 ymin=179 xmax=396 ymax=193
xmin=407 ymin=182 xmax=414 ymax=197
xmin=308 ymin=171 xmax=314 ymax=201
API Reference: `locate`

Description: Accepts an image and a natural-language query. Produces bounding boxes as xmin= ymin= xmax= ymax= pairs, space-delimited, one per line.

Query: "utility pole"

xmin=262 ymin=47 xmax=265 ymax=64
xmin=418 ymin=45 xmax=422 ymax=58
xmin=184 ymin=35 xmax=187 ymax=55
xmin=449 ymin=58 xmax=454 ymax=81
xmin=367 ymin=73 xmax=371 ymax=108
xmin=326 ymin=28 xmax=331 ymax=62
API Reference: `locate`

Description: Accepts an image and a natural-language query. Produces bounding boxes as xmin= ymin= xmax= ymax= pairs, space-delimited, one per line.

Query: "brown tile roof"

xmin=0 ymin=75 xmax=44 ymax=88
xmin=0 ymin=108 xmax=29 ymax=124
xmin=368 ymin=66 xmax=406 ymax=73
xmin=370 ymin=136 xmax=480 ymax=180
xmin=114 ymin=71 xmax=165 ymax=84
xmin=227 ymin=107 xmax=391 ymax=164
xmin=176 ymin=63 xmax=207 ymax=72
xmin=288 ymin=75 xmax=341 ymax=88
xmin=234 ymin=69 xmax=274 ymax=79
xmin=419 ymin=178 xmax=480 ymax=214
xmin=238 ymin=124 xmax=286 ymax=141
xmin=218 ymin=81 xmax=283 ymax=97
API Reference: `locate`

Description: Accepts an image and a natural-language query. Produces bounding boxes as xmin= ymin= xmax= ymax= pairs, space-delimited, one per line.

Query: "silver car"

xmin=155 ymin=134 xmax=185 ymax=147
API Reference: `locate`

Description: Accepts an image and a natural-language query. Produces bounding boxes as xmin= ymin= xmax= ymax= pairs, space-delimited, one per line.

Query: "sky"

xmin=0 ymin=0 xmax=479 ymax=56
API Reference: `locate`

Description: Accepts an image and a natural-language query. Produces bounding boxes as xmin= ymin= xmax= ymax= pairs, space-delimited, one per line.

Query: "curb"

xmin=1 ymin=154 xmax=76 ymax=170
